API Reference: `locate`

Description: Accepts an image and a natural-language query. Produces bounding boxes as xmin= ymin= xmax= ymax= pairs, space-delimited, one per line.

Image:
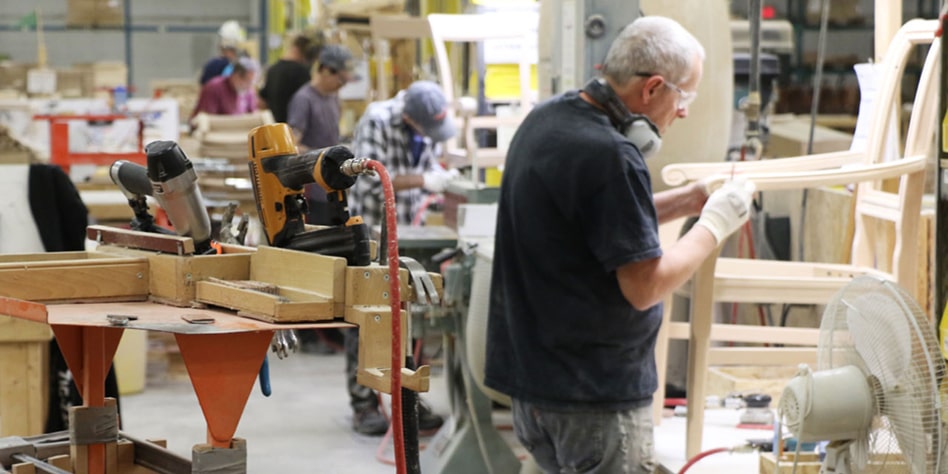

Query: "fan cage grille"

xmin=817 ymin=276 xmax=948 ymax=474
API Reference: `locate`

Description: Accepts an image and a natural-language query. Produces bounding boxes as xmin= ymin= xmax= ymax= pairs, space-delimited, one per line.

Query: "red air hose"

xmin=364 ymin=160 xmax=406 ymax=474
xmin=678 ymin=447 xmax=733 ymax=474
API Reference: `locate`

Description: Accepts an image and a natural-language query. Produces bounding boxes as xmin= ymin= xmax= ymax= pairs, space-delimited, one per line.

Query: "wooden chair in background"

xmin=426 ymin=13 xmax=536 ymax=177
xmin=655 ymin=18 xmax=940 ymax=458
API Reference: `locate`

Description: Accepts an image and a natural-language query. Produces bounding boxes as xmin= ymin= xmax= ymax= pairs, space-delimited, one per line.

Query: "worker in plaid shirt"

xmin=344 ymin=80 xmax=457 ymax=435
xmin=348 ymin=80 xmax=459 ymax=228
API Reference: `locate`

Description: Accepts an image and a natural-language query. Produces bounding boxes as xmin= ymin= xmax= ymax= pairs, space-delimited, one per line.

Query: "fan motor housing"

xmin=781 ymin=365 xmax=875 ymax=442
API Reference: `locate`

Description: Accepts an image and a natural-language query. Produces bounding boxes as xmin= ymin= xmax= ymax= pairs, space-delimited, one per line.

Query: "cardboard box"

xmin=0 ymin=62 xmax=32 ymax=93
xmin=73 ymin=61 xmax=127 ymax=95
xmin=66 ymin=0 xmax=124 ymax=27
xmin=56 ymin=68 xmax=85 ymax=98
xmin=766 ymin=117 xmax=853 ymax=157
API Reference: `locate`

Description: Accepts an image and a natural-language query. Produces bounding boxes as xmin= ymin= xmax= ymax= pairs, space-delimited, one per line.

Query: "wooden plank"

xmin=0 ymin=342 xmax=47 ymax=436
xmin=760 ymin=453 xmax=822 ymax=474
xmin=0 ymin=262 xmax=149 ymax=302
xmin=28 ymin=341 xmax=46 ymax=437
xmin=345 ymin=305 xmax=427 ymax=394
xmin=116 ymin=439 xmax=163 ymax=474
xmin=117 ymin=439 xmax=134 ymax=467
xmin=195 ymin=281 xmax=335 ymax=323
xmin=271 ymin=300 xmax=337 ymax=322
xmin=149 ymin=253 xmax=251 ymax=306
xmin=0 ymin=251 xmax=106 ymax=264
xmin=11 ymin=464 xmax=36 ymax=474
xmin=0 ymin=254 xmax=144 ymax=269
xmin=189 ymin=254 xmax=252 ymax=286
xmin=47 ymin=455 xmax=71 ymax=470
xmin=665 ymin=321 xmax=820 ymax=346
xmin=195 ymin=281 xmax=279 ymax=316
xmin=251 ymin=246 xmax=346 ymax=302
xmin=106 ymin=440 xmax=118 ymax=474
xmin=147 ymin=255 xmax=181 ymax=304
xmin=345 ymin=265 xmax=411 ymax=306
xmin=707 ymin=348 xmax=817 ymax=366
xmin=71 ymin=442 xmax=89 ymax=474
xmin=0 ymin=316 xmax=50 ymax=342
xmin=87 ymin=225 xmax=196 ymax=255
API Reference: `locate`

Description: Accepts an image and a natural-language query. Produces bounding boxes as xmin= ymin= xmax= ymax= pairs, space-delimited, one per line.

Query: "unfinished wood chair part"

xmin=426 ymin=13 xmax=536 ymax=177
xmin=656 ymin=18 xmax=939 ymax=458
xmin=652 ymin=217 xmax=688 ymax=425
xmin=369 ymin=15 xmax=432 ymax=101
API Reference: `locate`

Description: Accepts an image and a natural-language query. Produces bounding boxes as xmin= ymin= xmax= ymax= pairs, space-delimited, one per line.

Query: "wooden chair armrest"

xmin=661 ymin=150 xmax=863 ymax=186
xmin=722 ymin=154 xmax=926 ymax=191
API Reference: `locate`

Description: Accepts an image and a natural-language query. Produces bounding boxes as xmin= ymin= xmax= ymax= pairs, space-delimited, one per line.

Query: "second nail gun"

xmin=248 ymin=123 xmax=371 ymax=266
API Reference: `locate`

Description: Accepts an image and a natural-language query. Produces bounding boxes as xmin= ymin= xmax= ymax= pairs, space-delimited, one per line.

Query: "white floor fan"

xmin=779 ymin=275 xmax=948 ymax=474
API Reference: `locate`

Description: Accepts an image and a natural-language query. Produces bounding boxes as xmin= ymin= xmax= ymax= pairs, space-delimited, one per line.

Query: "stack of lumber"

xmin=0 ymin=124 xmax=38 ymax=164
xmin=192 ymin=111 xmax=274 ymax=161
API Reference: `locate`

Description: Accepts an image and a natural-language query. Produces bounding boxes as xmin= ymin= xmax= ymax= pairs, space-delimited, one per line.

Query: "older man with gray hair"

xmin=486 ymin=16 xmax=756 ymax=473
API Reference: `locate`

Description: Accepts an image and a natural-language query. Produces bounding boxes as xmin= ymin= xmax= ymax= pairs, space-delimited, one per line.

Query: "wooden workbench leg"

xmin=685 ymin=250 xmax=720 ymax=459
xmin=175 ymin=331 xmax=272 ymax=449
xmin=0 ymin=340 xmax=48 ymax=436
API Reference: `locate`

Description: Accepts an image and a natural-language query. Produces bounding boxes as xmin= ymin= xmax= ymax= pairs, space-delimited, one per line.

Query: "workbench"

xmin=0 ymin=226 xmax=440 ymax=473
xmin=0 ymin=297 xmax=351 ymax=473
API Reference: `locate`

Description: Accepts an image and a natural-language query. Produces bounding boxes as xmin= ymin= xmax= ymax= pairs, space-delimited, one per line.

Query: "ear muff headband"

xmin=582 ymin=78 xmax=662 ymax=159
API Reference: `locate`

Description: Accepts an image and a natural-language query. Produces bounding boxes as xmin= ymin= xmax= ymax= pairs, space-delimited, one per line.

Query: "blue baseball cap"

xmin=402 ymin=81 xmax=456 ymax=143
xmin=319 ymin=44 xmax=360 ymax=79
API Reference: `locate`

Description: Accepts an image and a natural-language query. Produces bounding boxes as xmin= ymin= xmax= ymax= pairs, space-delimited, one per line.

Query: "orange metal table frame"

xmin=0 ymin=297 xmax=351 ymax=474
xmin=32 ymin=114 xmax=148 ymax=174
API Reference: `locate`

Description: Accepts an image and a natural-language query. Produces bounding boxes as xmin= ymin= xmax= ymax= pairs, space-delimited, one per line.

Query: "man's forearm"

xmin=654 ymin=182 xmax=706 ymax=223
xmin=392 ymin=174 xmax=424 ymax=191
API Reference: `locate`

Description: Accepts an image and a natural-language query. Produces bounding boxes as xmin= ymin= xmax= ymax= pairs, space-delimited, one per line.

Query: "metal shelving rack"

xmin=783 ymin=0 xmax=939 ymax=83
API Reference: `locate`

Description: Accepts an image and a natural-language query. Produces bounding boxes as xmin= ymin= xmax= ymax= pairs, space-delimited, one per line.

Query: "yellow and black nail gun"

xmin=248 ymin=123 xmax=371 ymax=265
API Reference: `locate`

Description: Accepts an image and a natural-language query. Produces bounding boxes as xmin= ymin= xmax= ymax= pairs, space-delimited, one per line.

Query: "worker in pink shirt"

xmin=190 ymin=56 xmax=260 ymax=121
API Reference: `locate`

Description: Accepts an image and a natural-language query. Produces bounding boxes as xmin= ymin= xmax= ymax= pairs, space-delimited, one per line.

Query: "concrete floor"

xmin=120 ymin=346 xmax=524 ymax=473
xmin=116 ymin=332 xmax=746 ymax=474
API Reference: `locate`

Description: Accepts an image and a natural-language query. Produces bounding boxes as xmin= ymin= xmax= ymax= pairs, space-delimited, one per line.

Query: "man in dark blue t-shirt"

xmin=486 ymin=16 xmax=756 ymax=473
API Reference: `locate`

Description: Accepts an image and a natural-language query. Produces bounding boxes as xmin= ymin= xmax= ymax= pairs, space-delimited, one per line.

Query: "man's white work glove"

xmin=422 ymin=168 xmax=460 ymax=193
xmin=695 ymin=179 xmax=756 ymax=244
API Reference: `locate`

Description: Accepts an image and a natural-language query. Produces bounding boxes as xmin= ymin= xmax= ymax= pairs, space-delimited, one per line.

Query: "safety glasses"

xmin=635 ymin=72 xmax=698 ymax=111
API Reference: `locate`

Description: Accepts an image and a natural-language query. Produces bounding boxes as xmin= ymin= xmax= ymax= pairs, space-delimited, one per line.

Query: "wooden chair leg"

xmin=653 ymin=296 xmax=673 ymax=425
xmin=685 ymin=250 xmax=720 ymax=459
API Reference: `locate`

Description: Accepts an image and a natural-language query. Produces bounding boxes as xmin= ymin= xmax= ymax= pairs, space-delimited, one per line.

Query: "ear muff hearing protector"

xmin=582 ymin=78 xmax=662 ymax=159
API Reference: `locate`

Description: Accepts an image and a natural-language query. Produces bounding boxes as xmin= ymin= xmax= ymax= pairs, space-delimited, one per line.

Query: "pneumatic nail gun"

xmin=247 ymin=123 xmax=371 ymax=265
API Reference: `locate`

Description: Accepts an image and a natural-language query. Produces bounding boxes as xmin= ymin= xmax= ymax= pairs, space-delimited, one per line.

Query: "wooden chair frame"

xmin=653 ymin=18 xmax=940 ymax=458
xmin=426 ymin=13 xmax=535 ymax=177
xmin=368 ymin=15 xmax=432 ymax=101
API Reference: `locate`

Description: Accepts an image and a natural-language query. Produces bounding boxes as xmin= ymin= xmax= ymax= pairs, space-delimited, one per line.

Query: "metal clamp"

xmin=398 ymin=257 xmax=440 ymax=306
xmin=270 ymin=329 xmax=299 ymax=360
